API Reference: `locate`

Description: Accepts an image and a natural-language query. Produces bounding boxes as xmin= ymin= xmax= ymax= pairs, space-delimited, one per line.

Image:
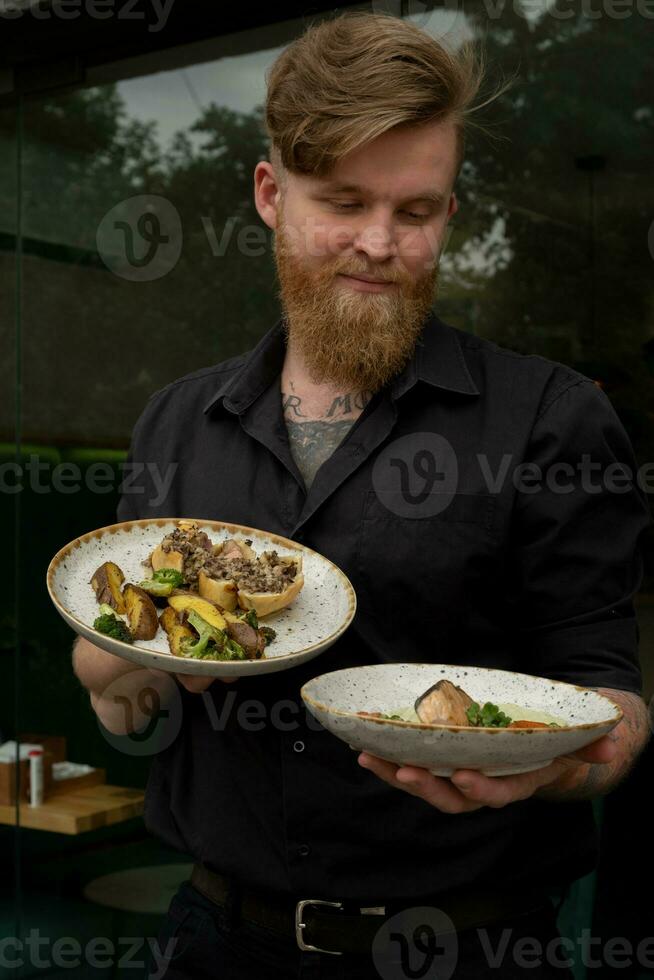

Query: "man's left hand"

xmin=357 ymin=735 xmax=618 ymax=812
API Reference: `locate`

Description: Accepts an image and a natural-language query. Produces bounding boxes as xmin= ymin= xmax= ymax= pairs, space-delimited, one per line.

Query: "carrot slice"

xmin=508 ymin=720 xmax=552 ymax=728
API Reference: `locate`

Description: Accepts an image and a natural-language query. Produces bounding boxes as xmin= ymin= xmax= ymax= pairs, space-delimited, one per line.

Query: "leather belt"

xmin=190 ymin=863 xmax=553 ymax=956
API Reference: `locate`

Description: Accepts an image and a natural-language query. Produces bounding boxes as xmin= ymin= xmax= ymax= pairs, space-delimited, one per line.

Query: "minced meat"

xmin=160 ymin=526 xmax=213 ymax=587
xmin=201 ymin=550 xmax=297 ymax=594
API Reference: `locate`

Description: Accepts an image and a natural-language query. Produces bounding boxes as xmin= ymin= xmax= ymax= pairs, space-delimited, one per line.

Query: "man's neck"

xmin=281 ymin=338 xmax=373 ymax=423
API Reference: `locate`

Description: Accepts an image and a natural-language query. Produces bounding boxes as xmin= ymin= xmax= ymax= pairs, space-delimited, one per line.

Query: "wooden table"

xmin=0 ymin=784 xmax=144 ymax=834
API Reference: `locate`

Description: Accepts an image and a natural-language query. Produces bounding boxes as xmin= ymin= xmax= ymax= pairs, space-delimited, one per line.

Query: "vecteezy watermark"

xmin=97 ymin=671 xmax=183 ymax=756
xmin=371 ymin=434 xmax=654 ymax=519
xmin=372 ymin=433 xmax=459 ymax=518
xmin=0 ymin=0 xmax=175 ymax=31
xmin=372 ymin=907 xmax=458 ymax=980
xmin=97 ymin=195 xmax=183 ymax=281
xmin=0 ymin=456 xmax=177 ymax=504
xmin=373 ymin=0 xmax=654 ymax=25
xmin=96 ymin=681 xmax=373 ymax=756
xmin=477 ymin=926 xmax=654 ymax=971
xmin=370 ymin=909 xmax=654 ymax=977
xmin=96 ymin=192 xmax=455 ymax=281
xmin=0 ymin=931 xmax=175 ymax=977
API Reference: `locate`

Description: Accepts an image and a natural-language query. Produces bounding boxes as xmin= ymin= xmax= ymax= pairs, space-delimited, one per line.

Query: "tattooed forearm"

xmin=534 ymin=688 xmax=650 ymax=802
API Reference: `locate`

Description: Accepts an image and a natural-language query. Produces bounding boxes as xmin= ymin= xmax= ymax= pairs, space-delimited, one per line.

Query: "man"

xmin=73 ymin=11 xmax=651 ymax=979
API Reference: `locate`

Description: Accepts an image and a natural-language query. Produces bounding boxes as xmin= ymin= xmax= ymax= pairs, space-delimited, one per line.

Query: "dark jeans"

xmin=146 ymin=880 xmax=577 ymax=980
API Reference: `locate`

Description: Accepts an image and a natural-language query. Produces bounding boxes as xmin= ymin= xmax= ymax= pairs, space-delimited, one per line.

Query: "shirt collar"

xmin=202 ymin=311 xmax=479 ymax=416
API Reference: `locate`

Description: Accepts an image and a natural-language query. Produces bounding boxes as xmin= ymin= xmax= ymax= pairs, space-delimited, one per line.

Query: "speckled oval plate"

xmin=47 ymin=518 xmax=357 ymax=676
xmin=301 ymin=663 xmax=622 ymax=776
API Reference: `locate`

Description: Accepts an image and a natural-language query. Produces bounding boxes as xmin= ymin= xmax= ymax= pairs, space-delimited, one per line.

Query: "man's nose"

xmin=351 ymin=212 xmax=398 ymax=263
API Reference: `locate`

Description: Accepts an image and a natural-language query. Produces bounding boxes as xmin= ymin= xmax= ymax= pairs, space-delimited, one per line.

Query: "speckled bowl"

xmin=301 ymin=663 xmax=622 ymax=776
xmin=47 ymin=518 xmax=356 ymax=676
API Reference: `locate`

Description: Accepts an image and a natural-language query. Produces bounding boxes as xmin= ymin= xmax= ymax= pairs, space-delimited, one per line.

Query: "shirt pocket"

xmin=355 ymin=490 xmax=499 ymax=657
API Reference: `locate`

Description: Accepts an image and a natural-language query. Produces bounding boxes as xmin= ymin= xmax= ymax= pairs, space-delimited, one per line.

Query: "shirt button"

xmin=298 ymin=844 xmax=311 ymax=858
xmin=293 ymin=740 xmax=305 ymax=753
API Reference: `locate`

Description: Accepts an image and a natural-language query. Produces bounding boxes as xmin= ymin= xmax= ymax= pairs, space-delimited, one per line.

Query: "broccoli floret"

xmin=259 ymin=626 xmax=276 ymax=646
xmin=138 ymin=568 xmax=185 ymax=597
xmin=222 ymin=637 xmax=247 ymax=661
xmin=93 ymin=604 xmax=133 ymax=644
xmin=466 ymin=701 xmax=512 ymax=728
xmin=243 ymin=609 xmax=259 ymax=629
xmin=178 ymin=611 xmax=246 ymax=661
xmin=179 ymin=610 xmax=225 ymax=659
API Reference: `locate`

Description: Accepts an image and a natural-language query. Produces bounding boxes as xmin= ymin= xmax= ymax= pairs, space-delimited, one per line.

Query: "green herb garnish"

xmin=466 ymin=701 xmax=512 ymax=728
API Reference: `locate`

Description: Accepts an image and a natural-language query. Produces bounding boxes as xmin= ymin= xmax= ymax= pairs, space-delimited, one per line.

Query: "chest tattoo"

xmin=281 ymin=389 xmax=372 ymax=489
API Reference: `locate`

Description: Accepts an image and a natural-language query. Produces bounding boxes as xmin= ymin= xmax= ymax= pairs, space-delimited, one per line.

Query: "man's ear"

xmin=254 ymin=161 xmax=282 ymax=230
xmin=447 ymin=192 xmax=459 ymax=221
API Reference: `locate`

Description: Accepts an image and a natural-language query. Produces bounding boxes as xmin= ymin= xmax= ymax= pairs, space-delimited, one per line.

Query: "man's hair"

xmin=264 ymin=11 xmax=505 ymax=192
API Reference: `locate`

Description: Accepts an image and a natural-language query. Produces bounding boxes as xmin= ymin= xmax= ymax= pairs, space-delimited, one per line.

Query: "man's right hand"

xmin=72 ymin=636 xmax=238 ymax=732
xmin=174 ymin=674 xmax=238 ymax=693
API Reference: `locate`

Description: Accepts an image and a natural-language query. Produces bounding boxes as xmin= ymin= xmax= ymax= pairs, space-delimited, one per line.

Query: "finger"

xmin=569 ymin=735 xmax=617 ymax=765
xmin=358 ymin=754 xmax=482 ymax=813
xmin=449 ymin=763 xmax=565 ymax=807
xmin=174 ymin=674 xmax=217 ymax=693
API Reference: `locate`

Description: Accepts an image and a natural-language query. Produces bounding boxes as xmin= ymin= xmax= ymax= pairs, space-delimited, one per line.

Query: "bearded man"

xmin=73 ymin=11 xmax=651 ymax=980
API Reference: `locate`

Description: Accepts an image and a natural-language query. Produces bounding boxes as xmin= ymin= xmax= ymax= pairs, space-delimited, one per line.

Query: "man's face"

xmin=255 ymin=118 xmax=459 ymax=392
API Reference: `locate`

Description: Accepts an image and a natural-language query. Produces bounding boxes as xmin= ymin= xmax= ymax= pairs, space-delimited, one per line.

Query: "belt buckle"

xmin=295 ymin=899 xmax=343 ymax=955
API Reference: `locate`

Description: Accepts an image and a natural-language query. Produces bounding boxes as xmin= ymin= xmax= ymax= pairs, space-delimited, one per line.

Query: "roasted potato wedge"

xmin=159 ymin=606 xmax=195 ymax=657
xmin=237 ymin=556 xmax=304 ymax=618
xmin=90 ymin=561 xmax=127 ymax=615
xmin=167 ymin=593 xmax=227 ymax=631
xmin=123 ymin=583 xmax=159 ymax=640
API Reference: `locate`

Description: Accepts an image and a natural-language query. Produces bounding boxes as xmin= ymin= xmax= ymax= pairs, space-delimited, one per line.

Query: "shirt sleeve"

xmin=506 ymin=378 xmax=651 ymax=694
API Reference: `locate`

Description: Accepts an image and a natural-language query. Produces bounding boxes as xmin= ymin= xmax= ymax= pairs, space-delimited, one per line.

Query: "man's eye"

xmin=399 ymin=210 xmax=429 ymax=221
xmin=329 ymin=202 xmax=429 ymax=221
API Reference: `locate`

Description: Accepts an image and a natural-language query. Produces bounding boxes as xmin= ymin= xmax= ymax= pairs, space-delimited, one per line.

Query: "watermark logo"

xmin=371 ymin=0 xmax=461 ymax=31
xmin=96 ymin=194 xmax=182 ymax=281
xmin=0 ymin=931 xmax=175 ymax=978
xmin=98 ymin=671 xmax=182 ymax=756
xmin=372 ymin=906 xmax=458 ymax=980
xmin=0 ymin=0 xmax=175 ymax=31
xmin=372 ymin=433 xmax=459 ymax=518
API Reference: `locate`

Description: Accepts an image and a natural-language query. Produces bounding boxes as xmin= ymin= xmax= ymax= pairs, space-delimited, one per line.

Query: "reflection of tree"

xmin=157 ymin=102 xmax=278 ymax=366
xmin=439 ymin=4 xmax=654 ymax=581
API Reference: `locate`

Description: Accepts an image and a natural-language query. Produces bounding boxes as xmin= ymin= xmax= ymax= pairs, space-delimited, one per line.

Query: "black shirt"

xmin=116 ymin=312 xmax=650 ymax=903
